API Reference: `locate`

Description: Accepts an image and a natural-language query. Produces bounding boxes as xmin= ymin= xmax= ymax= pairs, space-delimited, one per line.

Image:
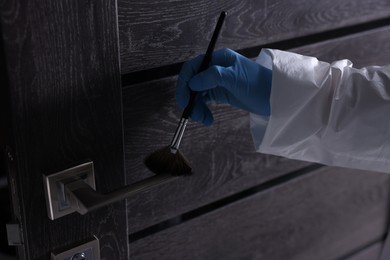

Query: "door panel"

xmin=291 ymin=26 xmax=390 ymax=68
xmin=0 ymin=0 xmax=127 ymax=259
xmin=118 ymin=0 xmax=390 ymax=73
xmin=122 ymin=78 xmax=313 ymax=234
xmin=123 ymin=25 xmax=390 ymax=235
xmin=128 ymin=167 xmax=390 ymax=260
xmin=2 ymin=0 xmax=390 ymax=259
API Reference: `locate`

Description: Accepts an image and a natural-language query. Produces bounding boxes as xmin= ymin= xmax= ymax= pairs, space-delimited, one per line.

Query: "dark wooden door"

xmin=2 ymin=1 xmax=390 ymax=260
xmin=0 ymin=0 xmax=128 ymax=259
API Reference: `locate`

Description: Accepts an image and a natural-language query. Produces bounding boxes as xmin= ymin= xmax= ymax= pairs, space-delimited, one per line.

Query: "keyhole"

xmin=71 ymin=252 xmax=86 ymax=260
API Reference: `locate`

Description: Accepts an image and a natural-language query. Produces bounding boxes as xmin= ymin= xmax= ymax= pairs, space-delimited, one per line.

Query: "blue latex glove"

xmin=176 ymin=48 xmax=272 ymax=126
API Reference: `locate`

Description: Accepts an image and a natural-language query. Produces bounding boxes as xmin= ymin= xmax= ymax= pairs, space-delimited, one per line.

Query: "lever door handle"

xmin=43 ymin=162 xmax=178 ymax=220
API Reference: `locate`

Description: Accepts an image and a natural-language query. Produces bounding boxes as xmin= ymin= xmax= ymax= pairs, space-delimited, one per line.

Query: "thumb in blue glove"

xmin=176 ymin=48 xmax=272 ymax=125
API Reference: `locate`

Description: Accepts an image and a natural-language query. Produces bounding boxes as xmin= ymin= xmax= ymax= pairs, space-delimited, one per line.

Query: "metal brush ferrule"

xmin=170 ymin=117 xmax=188 ymax=154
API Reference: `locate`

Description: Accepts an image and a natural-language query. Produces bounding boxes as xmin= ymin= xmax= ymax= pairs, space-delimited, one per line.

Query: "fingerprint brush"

xmin=144 ymin=11 xmax=227 ymax=176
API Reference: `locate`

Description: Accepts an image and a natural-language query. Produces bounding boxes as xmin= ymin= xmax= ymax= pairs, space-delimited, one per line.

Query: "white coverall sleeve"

xmin=251 ymin=48 xmax=390 ymax=173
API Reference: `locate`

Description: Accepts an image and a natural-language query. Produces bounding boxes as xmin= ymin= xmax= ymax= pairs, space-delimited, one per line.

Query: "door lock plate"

xmin=43 ymin=162 xmax=96 ymax=220
xmin=51 ymin=237 xmax=100 ymax=260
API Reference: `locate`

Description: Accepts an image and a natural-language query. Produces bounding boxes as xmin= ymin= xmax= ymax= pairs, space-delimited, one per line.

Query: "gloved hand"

xmin=176 ymin=48 xmax=272 ymax=126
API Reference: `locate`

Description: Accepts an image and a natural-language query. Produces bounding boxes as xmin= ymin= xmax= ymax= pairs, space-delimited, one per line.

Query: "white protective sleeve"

xmin=251 ymin=48 xmax=390 ymax=174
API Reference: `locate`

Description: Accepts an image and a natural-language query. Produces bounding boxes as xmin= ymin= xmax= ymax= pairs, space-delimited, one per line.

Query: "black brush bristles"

xmin=144 ymin=146 xmax=192 ymax=176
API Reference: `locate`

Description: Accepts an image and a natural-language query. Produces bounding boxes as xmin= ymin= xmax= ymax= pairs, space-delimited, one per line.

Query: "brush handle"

xmin=170 ymin=11 xmax=227 ymax=153
xmin=181 ymin=11 xmax=227 ymax=119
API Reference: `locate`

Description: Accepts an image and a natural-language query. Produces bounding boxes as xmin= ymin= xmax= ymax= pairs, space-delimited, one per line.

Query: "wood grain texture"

xmin=291 ymin=26 xmax=390 ymax=68
xmin=129 ymin=167 xmax=390 ymax=260
xmin=122 ymin=78 xmax=311 ymax=234
xmin=123 ymin=26 xmax=390 ymax=235
xmin=0 ymin=0 xmax=127 ymax=259
xmin=118 ymin=0 xmax=390 ymax=73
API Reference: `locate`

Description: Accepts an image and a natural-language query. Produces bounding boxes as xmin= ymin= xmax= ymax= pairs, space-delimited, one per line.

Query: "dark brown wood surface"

xmin=122 ymin=77 xmax=311 ymax=234
xmin=291 ymin=26 xmax=390 ymax=68
xmin=123 ymin=25 xmax=390 ymax=235
xmin=0 ymin=0 xmax=127 ymax=259
xmin=2 ymin=0 xmax=389 ymax=258
xmin=118 ymin=0 xmax=390 ymax=73
xmin=128 ymin=167 xmax=390 ymax=260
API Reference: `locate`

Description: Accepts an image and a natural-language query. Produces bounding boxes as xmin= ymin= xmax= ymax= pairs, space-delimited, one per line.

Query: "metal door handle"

xmin=43 ymin=162 xmax=178 ymax=220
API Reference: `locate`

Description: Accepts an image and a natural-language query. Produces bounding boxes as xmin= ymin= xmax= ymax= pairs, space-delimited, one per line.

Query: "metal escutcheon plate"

xmin=43 ymin=162 xmax=96 ymax=220
xmin=51 ymin=237 xmax=100 ymax=260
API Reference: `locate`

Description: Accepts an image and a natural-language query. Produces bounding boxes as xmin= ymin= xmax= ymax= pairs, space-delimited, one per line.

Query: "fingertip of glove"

xmin=175 ymin=87 xmax=189 ymax=110
xmin=203 ymin=114 xmax=214 ymax=126
xmin=188 ymin=76 xmax=201 ymax=91
xmin=175 ymin=97 xmax=187 ymax=110
xmin=191 ymin=109 xmax=214 ymax=126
